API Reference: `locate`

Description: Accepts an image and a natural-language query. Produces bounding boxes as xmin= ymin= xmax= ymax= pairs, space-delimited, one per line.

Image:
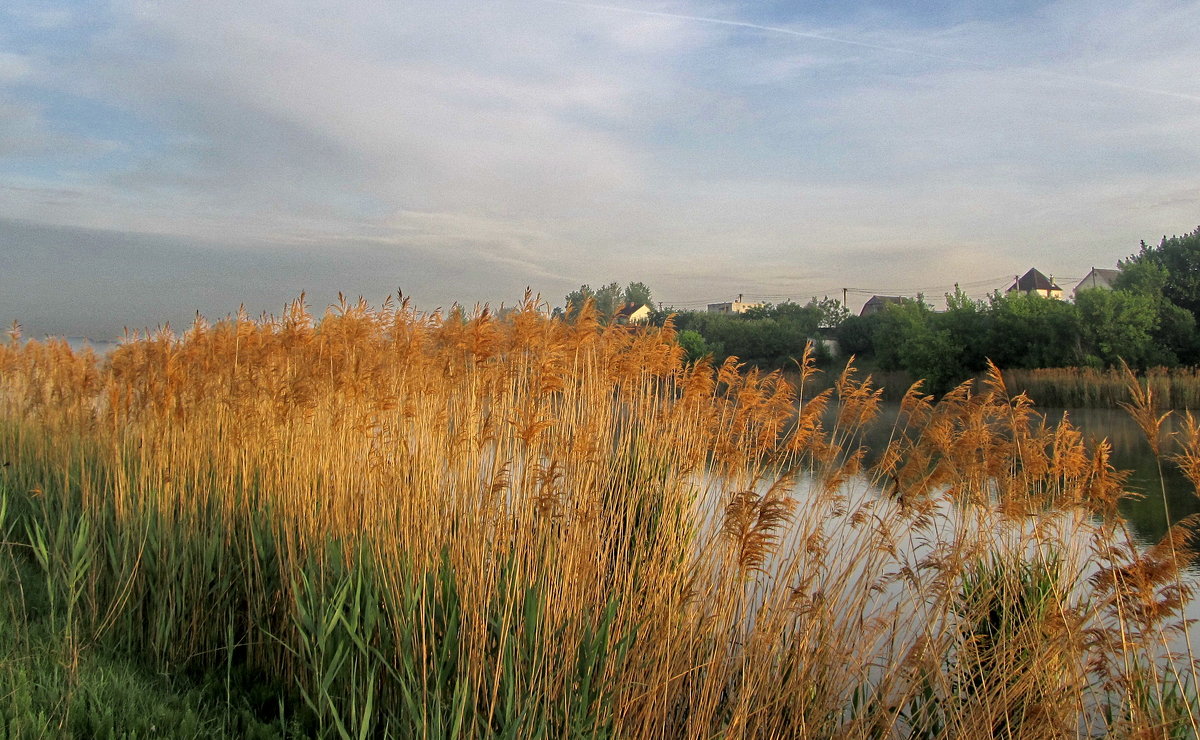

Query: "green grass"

xmin=0 ymin=554 xmax=300 ymax=739
xmin=0 ymin=473 xmax=299 ymax=739
xmin=0 ymin=463 xmax=637 ymax=739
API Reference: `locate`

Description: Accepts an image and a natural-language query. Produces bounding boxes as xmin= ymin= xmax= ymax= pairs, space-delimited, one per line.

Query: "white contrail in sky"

xmin=548 ymin=0 xmax=983 ymax=65
xmin=547 ymin=0 xmax=1200 ymax=103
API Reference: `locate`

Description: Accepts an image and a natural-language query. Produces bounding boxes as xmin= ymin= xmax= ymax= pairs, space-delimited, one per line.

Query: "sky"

xmin=1 ymin=0 xmax=1199 ymax=339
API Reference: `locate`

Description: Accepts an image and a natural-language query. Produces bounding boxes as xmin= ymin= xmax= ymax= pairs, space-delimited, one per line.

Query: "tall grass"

xmin=1 ymin=293 xmax=1198 ymax=737
xmin=1004 ymin=366 xmax=1200 ymax=410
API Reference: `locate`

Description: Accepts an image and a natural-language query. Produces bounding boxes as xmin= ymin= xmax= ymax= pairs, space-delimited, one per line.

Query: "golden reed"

xmin=1 ymin=294 xmax=1198 ymax=737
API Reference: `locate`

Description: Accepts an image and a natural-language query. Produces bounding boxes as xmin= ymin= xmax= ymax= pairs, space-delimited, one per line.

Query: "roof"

xmin=613 ymin=302 xmax=652 ymax=320
xmin=859 ymin=295 xmax=904 ymax=316
xmin=1074 ymin=268 xmax=1121 ymax=292
xmin=1008 ymin=268 xmax=1061 ymax=293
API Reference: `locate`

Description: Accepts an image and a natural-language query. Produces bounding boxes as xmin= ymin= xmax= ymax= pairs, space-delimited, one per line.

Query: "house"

xmin=1073 ymin=267 xmax=1121 ymax=298
xmin=708 ymin=294 xmax=762 ymax=314
xmin=859 ymin=295 xmax=904 ymax=317
xmin=613 ymin=302 xmax=653 ymax=325
xmin=1007 ymin=268 xmax=1063 ymax=299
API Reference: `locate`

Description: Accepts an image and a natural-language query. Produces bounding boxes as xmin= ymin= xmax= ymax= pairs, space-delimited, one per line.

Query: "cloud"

xmin=0 ymin=217 xmax=574 ymax=339
xmin=0 ymin=52 xmax=32 ymax=82
xmin=2 ymin=0 xmax=1199 ymax=329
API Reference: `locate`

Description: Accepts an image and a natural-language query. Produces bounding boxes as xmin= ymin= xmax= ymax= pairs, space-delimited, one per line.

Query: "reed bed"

xmin=1 ymin=294 xmax=1198 ymax=738
xmin=1004 ymin=366 xmax=1200 ymax=410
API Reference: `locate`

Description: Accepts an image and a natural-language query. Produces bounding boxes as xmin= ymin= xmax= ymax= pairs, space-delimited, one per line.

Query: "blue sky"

xmin=2 ymin=0 xmax=1198 ymax=338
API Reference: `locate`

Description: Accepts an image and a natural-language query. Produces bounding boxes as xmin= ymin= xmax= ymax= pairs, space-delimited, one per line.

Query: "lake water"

xmin=847 ymin=403 xmax=1197 ymax=550
xmin=712 ymin=401 xmax=1200 ymax=701
xmin=1042 ymin=407 xmax=1197 ymax=548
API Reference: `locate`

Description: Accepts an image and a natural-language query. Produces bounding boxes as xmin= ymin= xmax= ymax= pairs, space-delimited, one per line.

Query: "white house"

xmin=707 ymin=294 xmax=762 ymax=314
xmin=613 ymin=302 xmax=653 ymax=325
xmin=1007 ymin=268 xmax=1063 ymax=300
xmin=1073 ymin=267 xmax=1121 ymax=298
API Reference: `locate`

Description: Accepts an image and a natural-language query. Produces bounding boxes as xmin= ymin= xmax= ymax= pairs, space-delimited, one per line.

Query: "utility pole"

xmin=842 ymin=287 xmax=847 ymax=307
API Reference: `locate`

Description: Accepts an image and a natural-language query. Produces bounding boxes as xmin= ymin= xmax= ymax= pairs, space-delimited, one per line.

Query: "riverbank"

xmin=788 ymin=360 xmax=1200 ymax=410
xmin=1003 ymin=366 xmax=1200 ymax=410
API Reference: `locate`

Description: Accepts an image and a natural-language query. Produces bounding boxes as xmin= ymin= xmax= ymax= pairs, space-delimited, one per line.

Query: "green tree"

xmin=623 ymin=282 xmax=653 ymax=307
xmin=939 ymin=288 xmax=990 ymax=375
xmin=872 ymin=298 xmax=931 ymax=372
xmin=985 ymin=292 xmax=1081 ymax=369
xmin=1153 ymin=302 xmax=1199 ymax=365
xmin=1113 ymin=259 xmax=1168 ymax=297
xmin=666 ymin=310 xmax=818 ymax=370
xmin=565 ymin=281 xmax=654 ymax=322
xmin=594 ymin=282 xmax=622 ymax=318
xmin=1114 ymin=256 xmax=1199 ymax=364
xmin=872 ymin=298 xmax=968 ymax=393
xmin=1129 ymin=228 xmax=1200 ymax=320
xmin=810 ymin=296 xmax=850 ymax=328
xmin=676 ymin=330 xmax=716 ymax=363
xmin=743 ymin=301 xmax=824 ymax=335
xmin=1074 ymin=289 xmax=1158 ymax=368
xmin=835 ymin=314 xmax=878 ymax=357
xmin=564 ymin=285 xmax=596 ymax=321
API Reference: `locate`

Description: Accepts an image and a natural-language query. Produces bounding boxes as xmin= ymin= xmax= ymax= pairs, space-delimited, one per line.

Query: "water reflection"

xmin=850 ymin=404 xmax=1198 ymax=549
xmin=1043 ymin=408 xmax=1198 ymax=547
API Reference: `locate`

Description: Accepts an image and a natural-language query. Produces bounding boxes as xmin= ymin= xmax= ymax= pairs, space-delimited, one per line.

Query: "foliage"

xmin=841 ymin=278 xmax=1196 ymax=395
xmin=564 ymin=282 xmax=653 ymax=322
xmin=669 ymin=298 xmax=837 ymax=370
xmin=984 ymin=291 xmax=1081 ymax=369
xmin=811 ymin=295 xmax=851 ymax=328
xmin=1075 ymin=288 xmax=1160 ymax=368
xmin=676 ymin=329 xmax=716 ymax=363
xmin=1124 ymin=227 xmax=1200 ymax=322
xmin=834 ymin=313 xmax=877 ymax=357
xmin=662 ymin=233 xmax=1200 ymax=389
xmin=1116 ymin=252 xmax=1200 ymax=365
xmin=622 ymin=281 xmax=653 ymax=308
xmin=1114 ymin=258 xmax=1170 ymax=297
xmin=866 ymin=294 xmax=990 ymax=394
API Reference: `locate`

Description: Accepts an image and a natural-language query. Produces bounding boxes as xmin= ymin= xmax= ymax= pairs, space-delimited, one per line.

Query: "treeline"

xmin=556 ymin=281 xmax=851 ymax=371
xmin=642 ymin=228 xmax=1198 ymax=394
xmin=559 ymin=281 xmax=653 ymax=320
xmin=667 ymin=298 xmax=846 ymax=370
xmin=838 ymin=228 xmax=1200 ymax=392
xmin=562 ymin=227 xmax=1200 ymax=395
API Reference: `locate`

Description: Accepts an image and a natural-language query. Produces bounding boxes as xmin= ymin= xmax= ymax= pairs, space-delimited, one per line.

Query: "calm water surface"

xmin=851 ymin=403 xmax=1197 ymax=549
xmin=1044 ymin=407 xmax=1197 ymax=548
xmin=771 ymin=402 xmax=1200 ymax=661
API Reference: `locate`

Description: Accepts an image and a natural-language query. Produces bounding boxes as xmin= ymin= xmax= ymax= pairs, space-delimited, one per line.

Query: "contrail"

xmin=547 ymin=0 xmax=1200 ymax=104
xmin=548 ymin=0 xmax=984 ymax=66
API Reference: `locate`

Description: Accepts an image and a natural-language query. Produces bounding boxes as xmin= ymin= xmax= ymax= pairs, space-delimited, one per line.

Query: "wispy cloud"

xmin=553 ymin=0 xmax=1200 ymax=101
xmin=2 ymin=0 xmax=1199 ymax=335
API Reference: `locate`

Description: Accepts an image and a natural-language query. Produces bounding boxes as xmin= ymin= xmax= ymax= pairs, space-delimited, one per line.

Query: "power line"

xmin=659 ymin=272 xmax=1090 ymax=309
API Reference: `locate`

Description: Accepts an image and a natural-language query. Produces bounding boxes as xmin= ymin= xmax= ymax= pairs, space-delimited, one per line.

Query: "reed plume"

xmin=0 ymin=296 xmax=1196 ymax=737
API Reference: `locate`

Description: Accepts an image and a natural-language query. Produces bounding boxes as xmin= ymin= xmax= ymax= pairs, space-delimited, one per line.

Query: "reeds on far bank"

xmin=1004 ymin=366 xmax=1200 ymax=410
xmin=0 ymin=295 xmax=1197 ymax=738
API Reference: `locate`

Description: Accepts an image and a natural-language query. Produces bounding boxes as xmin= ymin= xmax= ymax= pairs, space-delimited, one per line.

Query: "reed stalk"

xmin=0 ymin=294 xmax=1196 ymax=737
